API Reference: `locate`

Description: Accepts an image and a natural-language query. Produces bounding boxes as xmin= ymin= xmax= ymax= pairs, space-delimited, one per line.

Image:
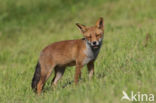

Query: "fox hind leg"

xmin=51 ymin=66 xmax=65 ymax=86
xmin=36 ymin=62 xmax=55 ymax=94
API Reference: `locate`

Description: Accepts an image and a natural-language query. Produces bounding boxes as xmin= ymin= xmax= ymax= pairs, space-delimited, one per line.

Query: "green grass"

xmin=0 ymin=0 xmax=156 ymax=103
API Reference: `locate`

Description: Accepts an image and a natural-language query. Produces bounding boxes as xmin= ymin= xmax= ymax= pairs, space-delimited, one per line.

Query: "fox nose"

xmin=93 ymin=41 xmax=97 ymax=45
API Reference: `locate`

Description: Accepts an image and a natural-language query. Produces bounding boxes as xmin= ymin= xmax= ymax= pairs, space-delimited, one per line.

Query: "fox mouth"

xmin=92 ymin=45 xmax=99 ymax=49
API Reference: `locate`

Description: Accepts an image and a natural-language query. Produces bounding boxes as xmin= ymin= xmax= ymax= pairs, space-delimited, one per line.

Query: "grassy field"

xmin=0 ymin=0 xmax=156 ymax=103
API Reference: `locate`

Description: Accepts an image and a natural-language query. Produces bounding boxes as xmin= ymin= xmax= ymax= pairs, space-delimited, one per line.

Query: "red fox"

xmin=31 ymin=17 xmax=104 ymax=94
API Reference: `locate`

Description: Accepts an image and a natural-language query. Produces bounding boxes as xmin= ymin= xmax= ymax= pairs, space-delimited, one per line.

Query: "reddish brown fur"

xmin=32 ymin=17 xmax=104 ymax=94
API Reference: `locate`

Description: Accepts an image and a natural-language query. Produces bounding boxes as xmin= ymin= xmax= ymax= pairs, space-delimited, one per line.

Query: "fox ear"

xmin=76 ymin=23 xmax=87 ymax=33
xmin=96 ymin=17 xmax=104 ymax=29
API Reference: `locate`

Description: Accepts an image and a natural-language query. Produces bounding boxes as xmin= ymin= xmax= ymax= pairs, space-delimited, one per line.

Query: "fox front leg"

xmin=87 ymin=61 xmax=94 ymax=80
xmin=74 ymin=64 xmax=83 ymax=84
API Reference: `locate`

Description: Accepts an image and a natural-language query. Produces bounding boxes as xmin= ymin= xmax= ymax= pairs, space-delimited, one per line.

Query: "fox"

xmin=31 ymin=17 xmax=104 ymax=94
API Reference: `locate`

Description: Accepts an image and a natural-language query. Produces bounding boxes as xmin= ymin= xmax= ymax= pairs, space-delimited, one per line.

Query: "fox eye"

xmin=87 ymin=36 xmax=91 ymax=39
xmin=96 ymin=34 xmax=100 ymax=37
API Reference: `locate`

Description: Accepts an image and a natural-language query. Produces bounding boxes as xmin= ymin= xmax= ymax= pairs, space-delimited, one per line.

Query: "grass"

xmin=0 ymin=0 xmax=156 ymax=103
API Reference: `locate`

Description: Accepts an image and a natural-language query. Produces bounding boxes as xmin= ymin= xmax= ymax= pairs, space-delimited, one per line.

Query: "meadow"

xmin=0 ymin=0 xmax=156 ymax=103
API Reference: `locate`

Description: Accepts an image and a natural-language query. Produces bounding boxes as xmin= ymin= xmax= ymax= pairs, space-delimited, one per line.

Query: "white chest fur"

xmin=83 ymin=42 xmax=100 ymax=65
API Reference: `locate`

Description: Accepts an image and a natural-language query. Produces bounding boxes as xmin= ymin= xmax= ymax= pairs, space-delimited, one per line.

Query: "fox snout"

xmin=91 ymin=40 xmax=99 ymax=45
xmin=90 ymin=38 xmax=102 ymax=49
xmin=85 ymin=36 xmax=103 ymax=49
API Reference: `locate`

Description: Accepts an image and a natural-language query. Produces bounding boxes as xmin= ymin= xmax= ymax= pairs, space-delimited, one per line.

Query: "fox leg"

xmin=87 ymin=61 xmax=94 ymax=80
xmin=51 ymin=66 xmax=65 ymax=86
xmin=74 ymin=64 xmax=83 ymax=84
xmin=37 ymin=63 xmax=55 ymax=94
xmin=37 ymin=75 xmax=45 ymax=94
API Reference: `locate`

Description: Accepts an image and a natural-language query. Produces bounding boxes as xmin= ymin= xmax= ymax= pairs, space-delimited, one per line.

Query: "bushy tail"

xmin=31 ymin=61 xmax=41 ymax=92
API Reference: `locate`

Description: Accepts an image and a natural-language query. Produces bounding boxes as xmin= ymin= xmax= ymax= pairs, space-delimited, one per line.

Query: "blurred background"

xmin=0 ymin=0 xmax=156 ymax=103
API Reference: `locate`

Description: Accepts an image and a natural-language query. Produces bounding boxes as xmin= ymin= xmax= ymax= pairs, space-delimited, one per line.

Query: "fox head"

xmin=76 ymin=17 xmax=104 ymax=49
